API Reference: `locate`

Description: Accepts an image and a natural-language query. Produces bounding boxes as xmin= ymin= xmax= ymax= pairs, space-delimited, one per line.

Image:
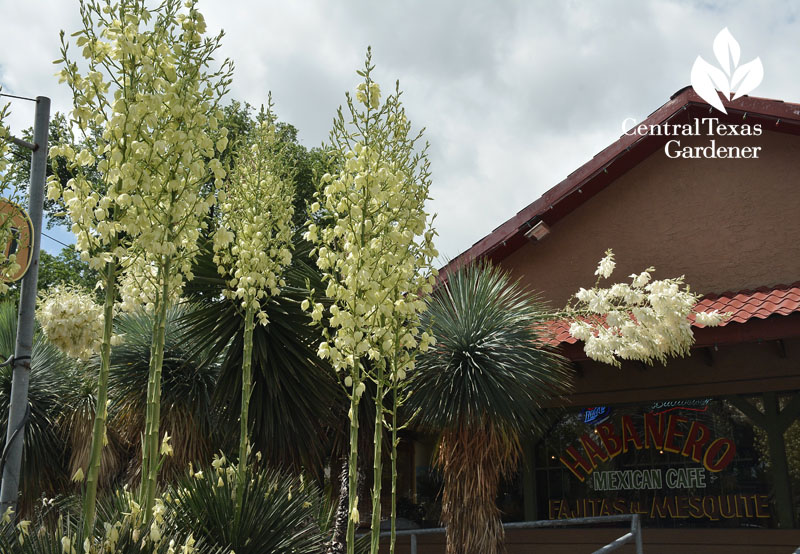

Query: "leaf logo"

xmin=691 ymin=28 xmax=764 ymax=114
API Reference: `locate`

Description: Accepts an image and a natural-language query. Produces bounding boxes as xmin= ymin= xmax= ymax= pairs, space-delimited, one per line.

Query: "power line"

xmin=0 ymin=93 xmax=37 ymax=102
xmin=41 ymin=231 xmax=72 ymax=249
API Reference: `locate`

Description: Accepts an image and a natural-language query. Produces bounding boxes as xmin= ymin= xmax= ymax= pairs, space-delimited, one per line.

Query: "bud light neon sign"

xmin=581 ymin=406 xmax=611 ymax=426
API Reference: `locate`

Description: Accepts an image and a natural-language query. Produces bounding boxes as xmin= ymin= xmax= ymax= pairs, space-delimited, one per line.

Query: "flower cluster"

xmin=37 ymin=286 xmax=104 ymax=360
xmin=213 ymin=105 xmax=294 ymax=324
xmin=304 ymin=72 xmax=438 ymax=390
xmin=119 ymin=256 xmax=185 ymax=313
xmin=36 ymin=487 xmax=199 ymax=554
xmin=47 ymin=0 xmax=232 ymax=295
xmin=567 ymin=249 xmax=727 ymax=367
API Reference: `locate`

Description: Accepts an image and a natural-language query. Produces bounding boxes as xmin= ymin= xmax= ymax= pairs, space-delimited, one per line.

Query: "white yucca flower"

xmin=37 ymin=286 xmax=103 ymax=361
xmin=567 ymin=249 xmax=729 ymax=367
xmin=594 ymin=249 xmax=615 ymax=279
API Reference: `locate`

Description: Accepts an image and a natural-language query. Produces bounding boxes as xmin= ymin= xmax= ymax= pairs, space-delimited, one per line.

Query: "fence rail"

xmin=380 ymin=513 xmax=644 ymax=554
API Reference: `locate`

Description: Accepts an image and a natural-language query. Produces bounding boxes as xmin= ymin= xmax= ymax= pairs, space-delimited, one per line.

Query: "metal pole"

xmin=0 ymin=95 xmax=50 ymax=517
xmin=633 ymin=514 xmax=643 ymax=554
xmin=410 ymin=533 xmax=417 ymax=554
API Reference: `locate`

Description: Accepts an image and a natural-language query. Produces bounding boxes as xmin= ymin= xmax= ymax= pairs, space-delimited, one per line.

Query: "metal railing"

xmin=381 ymin=513 xmax=644 ymax=554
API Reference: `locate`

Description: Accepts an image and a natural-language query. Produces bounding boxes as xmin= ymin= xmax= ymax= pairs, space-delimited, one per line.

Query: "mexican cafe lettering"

xmin=548 ymin=409 xmax=770 ymax=522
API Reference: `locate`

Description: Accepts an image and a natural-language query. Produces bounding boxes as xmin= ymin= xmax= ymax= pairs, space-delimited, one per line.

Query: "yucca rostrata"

xmin=409 ymin=263 xmax=571 ymax=554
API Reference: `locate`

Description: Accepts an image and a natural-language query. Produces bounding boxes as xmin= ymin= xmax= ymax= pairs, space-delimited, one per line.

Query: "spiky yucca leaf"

xmin=409 ymin=263 xmax=570 ymax=436
xmin=166 ymin=463 xmax=324 ymax=554
xmin=107 ymin=304 xmax=220 ymax=483
xmin=0 ymin=491 xmax=218 ymax=554
xmin=181 ymin=234 xmax=342 ymax=472
xmin=407 ymin=263 xmax=572 ymax=554
xmin=0 ymin=302 xmax=74 ymax=514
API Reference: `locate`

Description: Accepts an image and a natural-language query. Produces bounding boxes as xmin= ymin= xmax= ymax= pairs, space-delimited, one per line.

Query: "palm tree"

xmin=407 ymin=263 xmax=572 ymax=554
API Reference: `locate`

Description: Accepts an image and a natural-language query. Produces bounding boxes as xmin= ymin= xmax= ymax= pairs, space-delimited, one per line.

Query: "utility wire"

xmin=0 ymin=93 xmax=37 ymax=102
xmin=42 ymin=232 xmax=72 ymax=249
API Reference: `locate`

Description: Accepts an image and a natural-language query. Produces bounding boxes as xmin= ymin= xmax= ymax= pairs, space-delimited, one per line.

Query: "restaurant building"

xmin=404 ymin=87 xmax=800 ymax=553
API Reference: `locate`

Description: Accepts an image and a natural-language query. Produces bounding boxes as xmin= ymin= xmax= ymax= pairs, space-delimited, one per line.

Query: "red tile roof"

xmin=545 ymin=282 xmax=800 ymax=346
xmin=694 ymin=282 xmax=800 ymax=325
xmin=440 ymin=89 xmax=800 ymax=278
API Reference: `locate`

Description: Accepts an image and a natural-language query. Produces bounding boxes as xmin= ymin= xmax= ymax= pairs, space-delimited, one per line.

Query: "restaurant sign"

xmin=559 ymin=412 xmax=736 ymax=482
xmin=542 ymin=403 xmax=772 ymax=524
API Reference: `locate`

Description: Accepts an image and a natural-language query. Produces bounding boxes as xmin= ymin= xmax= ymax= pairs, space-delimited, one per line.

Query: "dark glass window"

xmin=534 ymin=396 xmax=791 ymax=528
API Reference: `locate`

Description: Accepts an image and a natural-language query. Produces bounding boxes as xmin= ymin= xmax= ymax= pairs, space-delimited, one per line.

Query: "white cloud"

xmin=2 ymin=0 xmax=799 ymax=258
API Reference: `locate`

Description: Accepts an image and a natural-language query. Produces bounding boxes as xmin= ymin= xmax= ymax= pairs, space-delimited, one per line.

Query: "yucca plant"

xmin=0 ymin=489 xmax=211 ymax=554
xmin=60 ymin=371 xmax=127 ymax=496
xmin=0 ymin=302 xmax=73 ymax=515
xmin=108 ymin=304 xmax=220 ymax=484
xmin=166 ymin=461 xmax=324 ymax=554
xmin=182 ymin=233 xmax=341 ymax=474
xmin=407 ymin=263 xmax=572 ymax=554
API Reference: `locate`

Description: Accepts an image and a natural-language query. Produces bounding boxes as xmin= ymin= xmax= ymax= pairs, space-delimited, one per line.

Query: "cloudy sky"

xmin=1 ymin=1 xmax=798 ymax=256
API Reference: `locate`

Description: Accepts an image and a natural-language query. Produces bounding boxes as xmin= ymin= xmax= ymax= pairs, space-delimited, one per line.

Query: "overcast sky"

xmin=2 ymin=1 xmax=798 ymax=256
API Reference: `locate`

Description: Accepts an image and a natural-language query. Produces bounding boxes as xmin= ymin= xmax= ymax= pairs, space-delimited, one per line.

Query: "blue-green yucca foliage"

xmin=166 ymin=463 xmax=326 ymax=554
xmin=407 ymin=263 xmax=571 ymax=554
xmin=0 ymin=302 xmax=81 ymax=515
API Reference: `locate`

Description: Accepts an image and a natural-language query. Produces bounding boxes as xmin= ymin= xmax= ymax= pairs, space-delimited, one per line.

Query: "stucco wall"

xmin=501 ymin=129 xmax=800 ymax=307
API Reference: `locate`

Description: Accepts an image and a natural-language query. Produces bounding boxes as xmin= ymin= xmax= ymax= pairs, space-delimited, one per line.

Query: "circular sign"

xmin=0 ymin=200 xmax=34 ymax=283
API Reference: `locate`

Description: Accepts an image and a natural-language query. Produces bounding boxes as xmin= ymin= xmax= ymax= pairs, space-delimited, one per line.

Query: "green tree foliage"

xmin=0 ymin=246 xmax=99 ymax=306
xmin=38 ymin=247 xmax=99 ymax=294
xmin=216 ymin=100 xmax=331 ymax=229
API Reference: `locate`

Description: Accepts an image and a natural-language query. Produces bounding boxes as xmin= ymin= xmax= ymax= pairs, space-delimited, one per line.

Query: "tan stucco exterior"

xmin=502 ymin=129 xmax=800 ymax=307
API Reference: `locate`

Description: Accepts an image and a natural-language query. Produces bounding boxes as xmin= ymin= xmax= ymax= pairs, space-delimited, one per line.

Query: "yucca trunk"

xmin=437 ymin=425 xmax=518 ymax=554
xmin=327 ymin=457 xmax=349 ymax=554
xmin=141 ymin=255 xmax=171 ymax=520
xmin=236 ymin=303 xmax=256 ymax=517
xmin=81 ymin=259 xmax=117 ymax=537
xmin=67 ymin=403 xmax=122 ymax=493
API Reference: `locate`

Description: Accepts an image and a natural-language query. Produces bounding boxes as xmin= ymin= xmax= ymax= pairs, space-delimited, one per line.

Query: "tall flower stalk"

xmin=50 ymin=0 xmax=232 ymax=533
xmin=305 ymin=49 xmax=437 ymax=554
xmin=212 ymin=101 xmax=295 ymax=518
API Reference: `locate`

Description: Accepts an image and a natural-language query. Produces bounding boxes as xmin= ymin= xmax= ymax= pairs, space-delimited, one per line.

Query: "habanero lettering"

xmin=558 ymin=413 xmax=736 ymax=481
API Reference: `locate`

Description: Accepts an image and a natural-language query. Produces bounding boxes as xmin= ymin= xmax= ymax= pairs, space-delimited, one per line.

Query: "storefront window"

xmin=534 ymin=396 xmax=797 ymax=528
